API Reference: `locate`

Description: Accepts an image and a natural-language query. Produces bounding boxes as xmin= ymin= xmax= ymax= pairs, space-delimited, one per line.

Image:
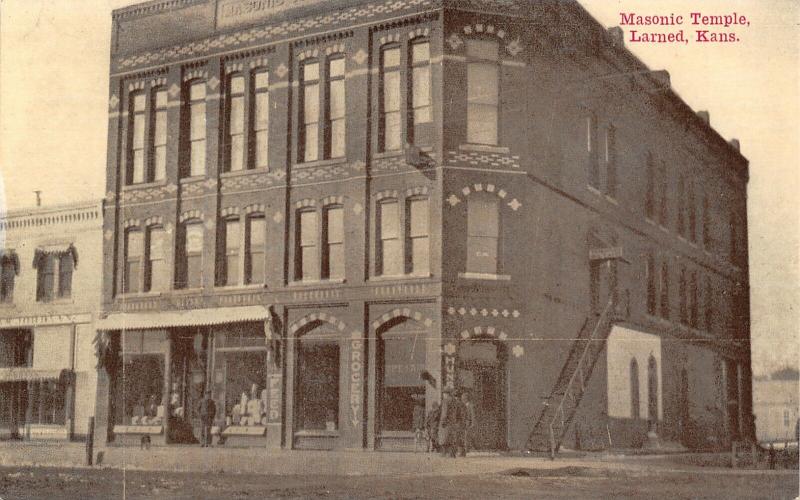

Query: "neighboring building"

xmin=0 ymin=201 xmax=104 ymax=441
xmin=753 ymin=370 xmax=799 ymax=444
xmin=96 ymin=0 xmax=751 ymax=451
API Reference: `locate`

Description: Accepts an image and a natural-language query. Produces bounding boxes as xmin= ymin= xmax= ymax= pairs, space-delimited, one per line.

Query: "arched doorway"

xmin=457 ymin=337 xmax=506 ymax=450
xmin=294 ymin=321 xmax=340 ymax=434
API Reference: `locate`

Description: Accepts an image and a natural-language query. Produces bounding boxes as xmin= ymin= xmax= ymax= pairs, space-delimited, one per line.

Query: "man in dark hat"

xmin=438 ymin=388 xmax=466 ymax=457
xmin=198 ymin=390 xmax=216 ymax=447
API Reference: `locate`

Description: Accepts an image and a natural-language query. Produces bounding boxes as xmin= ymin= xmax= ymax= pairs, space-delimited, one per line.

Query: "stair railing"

xmin=547 ymin=298 xmax=615 ymax=458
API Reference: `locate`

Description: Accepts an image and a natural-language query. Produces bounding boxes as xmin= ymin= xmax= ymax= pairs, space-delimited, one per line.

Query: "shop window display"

xmin=116 ymin=355 xmax=164 ymax=426
xmin=380 ymin=330 xmax=425 ymax=432
xmin=297 ymin=338 xmax=339 ymax=431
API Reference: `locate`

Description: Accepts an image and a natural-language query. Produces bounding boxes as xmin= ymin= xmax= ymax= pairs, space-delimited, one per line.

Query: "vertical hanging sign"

xmin=350 ymin=333 xmax=363 ymax=428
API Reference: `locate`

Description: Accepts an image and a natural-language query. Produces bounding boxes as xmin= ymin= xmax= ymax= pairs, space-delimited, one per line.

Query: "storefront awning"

xmin=0 ymin=367 xmax=62 ymax=382
xmin=95 ymin=305 xmax=271 ymax=331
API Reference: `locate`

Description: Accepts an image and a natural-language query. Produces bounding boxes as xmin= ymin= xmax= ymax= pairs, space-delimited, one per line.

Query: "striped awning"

xmin=95 ymin=305 xmax=271 ymax=331
xmin=0 ymin=367 xmax=61 ymax=383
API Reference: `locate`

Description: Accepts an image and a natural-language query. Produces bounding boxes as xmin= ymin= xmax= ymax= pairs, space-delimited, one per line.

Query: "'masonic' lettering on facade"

xmin=217 ymin=0 xmax=327 ymax=28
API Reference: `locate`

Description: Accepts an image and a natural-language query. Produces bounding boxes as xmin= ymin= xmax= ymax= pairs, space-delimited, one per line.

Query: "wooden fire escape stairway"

xmin=526 ymin=299 xmax=616 ymax=456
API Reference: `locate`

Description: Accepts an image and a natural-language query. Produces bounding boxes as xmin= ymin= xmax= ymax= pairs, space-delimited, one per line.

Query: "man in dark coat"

xmin=460 ymin=391 xmax=477 ymax=456
xmin=439 ymin=389 xmax=466 ymax=457
xmin=198 ymin=390 xmax=216 ymax=447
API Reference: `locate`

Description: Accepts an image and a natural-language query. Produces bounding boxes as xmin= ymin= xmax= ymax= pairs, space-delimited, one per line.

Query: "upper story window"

xmin=182 ymin=81 xmax=207 ymax=177
xmin=704 ymin=276 xmax=713 ymax=332
xmin=253 ymin=71 xmax=270 ymax=170
xmin=586 ymin=113 xmax=599 ymax=190
xmin=325 ymin=56 xmax=346 ymax=159
xmin=646 ymin=253 xmax=657 ymax=316
xmin=176 ymin=220 xmax=204 ymax=289
xmin=299 ymin=61 xmax=321 ymax=163
xmin=145 ymin=226 xmax=168 ymax=292
xmin=689 ymin=270 xmax=698 ymax=328
xmin=245 ymin=215 xmax=266 ymax=285
xmin=604 ymin=125 xmax=617 ymax=198
xmin=466 ymin=194 xmax=500 ymax=275
xmin=645 ymin=153 xmax=655 ymax=220
xmin=322 ymin=206 xmax=344 ymax=280
xmin=151 ymin=88 xmax=168 ymax=182
xmin=0 ymin=253 xmax=18 ymax=304
xmin=296 ymin=209 xmax=319 ymax=281
xmin=702 ymin=195 xmax=711 ymax=250
xmin=380 ymin=46 xmax=402 ymax=153
xmin=678 ymin=266 xmax=688 ymax=325
xmin=225 ymin=75 xmax=246 ymax=172
xmin=35 ymin=249 xmax=75 ymax=302
xmin=659 ymin=261 xmax=670 ymax=320
xmin=658 ymin=160 xmax=668 ymax=227
xmin=376 ymin=200 xmax=401 ymax=277
xmin=677 ymin=175 xmax=686 ymax=237
xmin=407 ymin=198 xmax=430 ymax=276
xmin=409 ymin=40 xmax=432 ymax=142
xmin=124 ymin=229 xmax=143 ymax=294
xmin=127 ymin=92 xmax=146 ymax=185
xmin=466 ymin=39 xmax=499 ymax=146
xmin=220 ymin=218 xmax=241 ymax=286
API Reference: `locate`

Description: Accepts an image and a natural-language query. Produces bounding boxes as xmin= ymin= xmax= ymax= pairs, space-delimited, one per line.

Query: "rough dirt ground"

xmin=0 ymin=465 xmax=797 ymax=499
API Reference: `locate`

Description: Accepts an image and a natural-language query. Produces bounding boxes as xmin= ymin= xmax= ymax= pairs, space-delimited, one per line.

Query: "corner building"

xmin=97 ymin=0 xmax=751 ymax=452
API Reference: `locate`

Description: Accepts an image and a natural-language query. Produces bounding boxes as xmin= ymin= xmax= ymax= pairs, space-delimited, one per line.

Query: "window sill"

xmin=179 ymin=175 xmax=206 ymax=184
xmin=117 ymin=291 xmax=164 ymax=299
xmin=458 ymin=272 xmax=511 ymax=281
xmin=294 ymin=429 xmax=339 ymax=438
xmin=293 ymin=157 xmax=347 ymax=169
xmin=459 ymin=144 xmax=509 ymax=154
xmin=171 ymin=288 xmax=204 ymax=295
xmin=215 ymin=284 xmax=267 ymax=292
xmin=289 ymin=278 xmax=346 ymax=288
xmin=221 ymin=167 xmax=270 ymax=178
xmin=36 ymin=298 xmax=74 ymax=306
xmin=369 ymin=273 xmax=432 ymax=282
xmin=123 ymin=180 xmax=168 ymax=191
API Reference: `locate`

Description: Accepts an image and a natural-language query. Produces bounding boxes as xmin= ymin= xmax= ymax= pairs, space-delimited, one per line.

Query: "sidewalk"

xmin=0 ymin=441 xmax=795 ymax=477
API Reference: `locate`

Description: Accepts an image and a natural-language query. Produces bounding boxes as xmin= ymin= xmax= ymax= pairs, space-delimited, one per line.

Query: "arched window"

xmin=252 ymin=70 xmax=270 ymax=169
xmin=225 ymin=74 xmax=246 ymax=172
xmin=176 ymin=220 xmax=203 ymax=289
xmin=466 ymin=194 xmax=500 ymax=274
xmin=409 ymin=39 xmax=432 ymax=142
xmin=151 ymin=87 xmax=168 ymax=182
xmin=299 ymin=60 xmax=320 ymax=162
xmin=379 ymin=45 xmax=402 ymax=152
xmin=325 ymin=55 xmax=346 ymax=159
xmin=219 ymin=217 xmax=241 ymax=286
xmin=245 ymin=214 xmax=266 ymax=284
xmin=124 ymin=229 xmax=144 ymax=294
xmin=296 ymin=209 xmax=319 ymax=281
xmin=145 ymin=225 xmax=168 ymax=292
xmin=322 ymin=205 xmax=344 ymax=280
xmin=376 ymin=199 xmax=401 ymax=276
xmin=127 ymin=91 xmax=146 ymax=185
xmin=647 ymin=355 xmax=659 ymax=422
xmin=630 ymin=358 xmax=640 ymax=419
xmin=183 ymin=80 xmax=207 ymax=177
xmin=465 ymin=39 xmax=499 ymax=145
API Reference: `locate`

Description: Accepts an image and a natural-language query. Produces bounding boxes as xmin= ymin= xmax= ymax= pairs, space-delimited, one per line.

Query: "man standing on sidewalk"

xmin=460 ymin=391 xmax=476 ymax=457
xmin=199 ymin=390 xmax=216 ymax=447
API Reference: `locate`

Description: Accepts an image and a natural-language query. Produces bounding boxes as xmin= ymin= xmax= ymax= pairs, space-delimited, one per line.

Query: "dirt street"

xmin=0 ymin=465 xmax=797 ymax=499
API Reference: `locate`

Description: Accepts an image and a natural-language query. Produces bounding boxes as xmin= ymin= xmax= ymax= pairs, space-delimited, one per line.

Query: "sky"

xmin=0 ymin=0 xmax=797 ymax=374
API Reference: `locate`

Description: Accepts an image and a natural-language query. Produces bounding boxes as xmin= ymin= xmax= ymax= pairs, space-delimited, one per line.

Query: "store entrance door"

xmin=169 ymin=330 xmax=208 ymax=444
xmin=458 ymin=341 xmax=506 ymax=451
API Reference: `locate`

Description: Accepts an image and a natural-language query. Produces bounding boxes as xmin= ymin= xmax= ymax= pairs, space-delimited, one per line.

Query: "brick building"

xmin=0 ymin=201 xmax=104 ymax=441
xmin=95 ymin=0 xmax=751 ymax=452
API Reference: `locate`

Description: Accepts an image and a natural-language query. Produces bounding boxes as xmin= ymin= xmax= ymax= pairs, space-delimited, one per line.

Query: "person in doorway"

xmin=425 ymin=401 xmax=441 ymax=452
xmin=198 ymin=390 xmax=216 ymax=447
xmin=439 ymin=389 xmax=466 ymax=458
xmin=460 ymin=391 xmax=477 ymax=457
xmin=412 ymin=394 xmax=427 ymax=452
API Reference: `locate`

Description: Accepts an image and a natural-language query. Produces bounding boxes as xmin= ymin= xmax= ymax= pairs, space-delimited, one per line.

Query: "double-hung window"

xmin=128 ymin=92 xmax=146 ymax=184
xmin=177 ymin=221 xmax=203 ymax=289
xmin=658 ymin=161 xmax=668 ymax=226
xmin=184 ymin=81 xmax=207 ymax=177
xmin=659 ymin=262 xmax=670 ymax=319
xmin=645 ymin=153 xmax=655 ymax=220
xmin=245 ymin=216 xmax=266 ymax=284
xmin=466 ymin=195 xmax=500 ymax=275
xmin=145 ymin=226 xmax=168 ymax=292
xmin=124 ymin=230 xmax=144 ymax=294
xmin=677 ymin=175 xmax=686 ymax=237
xmin=300 ymin=61 xmax=320 ymax=163
xmin=604 ymin=125 xmax=617 ymax=198
xmin=222 ymin=218 xmax=241 ymax=286
xmin=466 ymin=39 xmax=499 ymax=145
xmin=380 ymin=46 xmax=402 ymax=152
xmin=586 ymin=113 xmax=599 ymax=189
xmin=376 ymin=201 xmax=402 ymax=276
xmin=225 ymin=75 xmax=246 ymax=172
xmin=688 ymin=182 xmax=697 ymax=243
xmin=322 ymin=206 xmax=344 ymax=280
xmin=407 ymin=198 xmax=430 ymax=276
xmin=297 ymin=210 xmax=319 ymax=281
xmin=409 ymin=40 xmax=432 ymax=141
xmin=0 ymin=256 xmax=15 ymax=303
xmin=702 ymin=196 xmax=711 ymax=250
xmin=646 ymin=254 xmax=657 ymax=316
xmin=253 ymin=71 xmax=270 ymax=169
xmin=151 ymin=89 xmax=168 ymax=182
xmin=325 ymin=57 xmax=346 ymax=159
